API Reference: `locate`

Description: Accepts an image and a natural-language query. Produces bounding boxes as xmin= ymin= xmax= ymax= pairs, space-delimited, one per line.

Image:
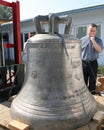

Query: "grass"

xmin=97 ymin=65 xmax=104 ymax=75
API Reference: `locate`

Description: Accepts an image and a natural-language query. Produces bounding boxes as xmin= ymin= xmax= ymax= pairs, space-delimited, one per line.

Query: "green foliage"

xmin=97 ymin=66 xmax=104 ymax=75
xmin=0 ymin=5 xmax=12 ymax=20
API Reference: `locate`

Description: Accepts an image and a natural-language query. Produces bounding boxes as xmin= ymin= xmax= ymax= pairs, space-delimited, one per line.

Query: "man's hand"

xmin=90 ymin=36 xmax=102 ymax=53
xmin=90 ymin=36 xmax=95 ymax=42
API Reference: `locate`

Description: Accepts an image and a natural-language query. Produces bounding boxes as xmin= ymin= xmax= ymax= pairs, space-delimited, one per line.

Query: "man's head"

xmin=28 ymin=32 xmax=36 ymax=38
xmin=87 ymin=23 xmax=97 ymax=37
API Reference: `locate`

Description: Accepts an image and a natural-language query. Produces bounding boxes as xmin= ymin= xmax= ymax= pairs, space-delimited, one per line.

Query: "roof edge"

xmin=55 ymin=4 xmax=104 ymax=16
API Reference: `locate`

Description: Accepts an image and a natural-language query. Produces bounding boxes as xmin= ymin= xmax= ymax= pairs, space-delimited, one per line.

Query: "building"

xmin=0 ymin=4 xmax=104 ymax=65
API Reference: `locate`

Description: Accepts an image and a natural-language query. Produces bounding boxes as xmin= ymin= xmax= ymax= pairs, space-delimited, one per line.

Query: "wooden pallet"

xmin=0 ymin=100 xmax=12 ymax=130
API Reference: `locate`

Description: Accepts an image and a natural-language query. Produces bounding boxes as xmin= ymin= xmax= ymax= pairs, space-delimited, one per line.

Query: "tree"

xmin=0 ymin=5 xmax=12 ymax=20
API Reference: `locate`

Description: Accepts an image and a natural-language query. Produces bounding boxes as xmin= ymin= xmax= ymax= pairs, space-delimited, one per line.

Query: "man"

xmin=80 ymin=23 xmax=103 ymax=94
xmin=23 ymin=31 xmax=36 ymax=53
xmin=22 ymin=31 xmax=36 ymax=63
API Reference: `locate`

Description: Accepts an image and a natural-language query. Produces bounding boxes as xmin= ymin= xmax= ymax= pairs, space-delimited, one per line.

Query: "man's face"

xmin=29 ymin=33 xmax=34 ymax=38
xmin=88 ymin=26 xmax=97 ymax=37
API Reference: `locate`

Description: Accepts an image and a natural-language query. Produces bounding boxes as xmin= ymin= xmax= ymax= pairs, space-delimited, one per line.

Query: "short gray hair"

xmin=88 ymin=23 xmax=97 ymax=29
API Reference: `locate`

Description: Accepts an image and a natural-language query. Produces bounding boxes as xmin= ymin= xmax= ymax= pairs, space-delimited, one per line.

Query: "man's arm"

xmin=90 ymin=37 xmax=102 ymax=53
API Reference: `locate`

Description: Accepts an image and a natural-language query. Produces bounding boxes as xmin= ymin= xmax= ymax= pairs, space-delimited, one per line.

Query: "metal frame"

xmin=0 ymin=1 xmax=23 ymax=98
xmin=0 ymin=0 xmax=21 ymax=64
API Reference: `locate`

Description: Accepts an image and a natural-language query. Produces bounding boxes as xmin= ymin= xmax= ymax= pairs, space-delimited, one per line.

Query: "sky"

xmin=5 ymin=0 xmax=104 ymax=20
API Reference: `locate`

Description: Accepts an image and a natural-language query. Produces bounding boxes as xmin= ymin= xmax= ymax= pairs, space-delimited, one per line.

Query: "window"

xmin=76 ymin=26 xmax=87 ymax=39
xmin=24 ymin=33 xmax=29 ymax=42
xmin=3 ymin=33 xmax=9 ymax=43
xmin=21 ymin=32 xmax=29 ymax=52
xmin=96 ymin=25 xmax=101 ymax=38
xmin=21 ymin=33 xmax=23 ymax=51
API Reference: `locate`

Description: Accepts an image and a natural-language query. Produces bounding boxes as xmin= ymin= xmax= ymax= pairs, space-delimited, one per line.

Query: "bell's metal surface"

xmin=11 ymin=14 xmax=97 ymax=130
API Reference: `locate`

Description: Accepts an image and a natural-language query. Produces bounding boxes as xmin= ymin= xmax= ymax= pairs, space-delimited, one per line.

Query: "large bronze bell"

xmin=11 ymin=14 xmax=97 ymax=130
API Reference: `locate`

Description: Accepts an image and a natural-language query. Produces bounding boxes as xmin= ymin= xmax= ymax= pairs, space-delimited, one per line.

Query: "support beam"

xmin=12 ymin=1 xmax=22 ymax=64
xmin=0 ymin=0 xmax=12 ymax=7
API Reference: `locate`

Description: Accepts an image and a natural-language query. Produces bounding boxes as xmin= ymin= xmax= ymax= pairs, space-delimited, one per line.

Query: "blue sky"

xmin=6 ymin=0 xmax=104 ymax=20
